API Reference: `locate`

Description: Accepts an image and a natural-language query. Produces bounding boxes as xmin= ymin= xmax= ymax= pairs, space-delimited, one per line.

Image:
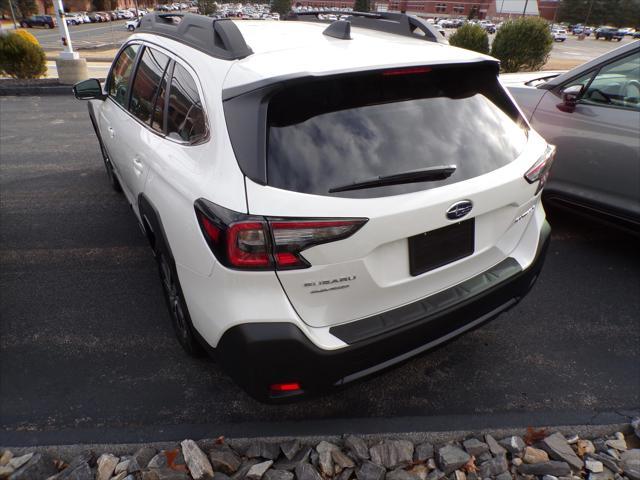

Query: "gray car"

xmin=503 ymin=41 xmax=640 ymax=228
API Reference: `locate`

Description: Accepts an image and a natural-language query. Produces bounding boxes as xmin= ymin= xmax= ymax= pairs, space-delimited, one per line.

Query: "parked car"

xmin=19 ymin=15 xmax=55 ymax=28
xmin=65 ymin=13 xmax=84 ymax=25
xmin=503 ymin=41 xmax=640 ymax=228
xmin=572 ymin=25 xmax=592 ymax=36
xmin=551 ymin=28 xmax=567 ymax=42
xmin=595 ymin=27 xmax=624 ymax=41
xmin=482 ymin=23 xmax=496 ymax=34
xmin=634 ymin=31 xmax=640 ymax=39
xmin=125 ymin=18 xmax=140 ymax=31
xmin=73 ymin=12 xmax=553 ymax=401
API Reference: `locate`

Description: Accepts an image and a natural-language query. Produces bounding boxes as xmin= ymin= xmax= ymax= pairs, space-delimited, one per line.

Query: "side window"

xmin=108 ymin=44 xmax=140 ymax=107
xmin=582 ymin=53 xmax=640 ymax=110
xmin=129 ymin=47 xmax=170 ymax=124
xmin=564 ymin=71 xmax=595 ymax=91
xmin=166 ymin=63 xmax=207 ymax=143
xmin=151 ymin=62 xmax=172 ymax=133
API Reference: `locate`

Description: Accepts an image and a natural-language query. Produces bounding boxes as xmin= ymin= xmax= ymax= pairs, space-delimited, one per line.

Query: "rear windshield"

xmin=265 ymin=65 xmax=528 ymax=198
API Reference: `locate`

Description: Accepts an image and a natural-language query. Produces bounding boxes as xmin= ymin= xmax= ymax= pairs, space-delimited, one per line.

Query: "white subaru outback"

xmin=73 ymin=11 xmax=554 ymax=402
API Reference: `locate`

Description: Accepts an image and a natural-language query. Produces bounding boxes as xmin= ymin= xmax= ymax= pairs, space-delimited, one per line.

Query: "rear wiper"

xmin=328 ymin=165 xmax=457 ymax=193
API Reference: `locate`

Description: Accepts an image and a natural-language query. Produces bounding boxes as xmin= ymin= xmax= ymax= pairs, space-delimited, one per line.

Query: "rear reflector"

xmin=525 ymin=144 xmax=556 ymax=194
xmin=382 ymin=66 xmax=432 ymax=76
xmin=270 ymin=382 xmax=302 ymax=392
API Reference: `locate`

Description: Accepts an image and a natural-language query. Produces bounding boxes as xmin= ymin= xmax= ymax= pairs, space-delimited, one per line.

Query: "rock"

xmin=607 ymin=450 xmax=621 ymax=460
xmin=606 ymin=440 xmax=627 ymax=453
xmin=0 ymin=466 xmax=13 ymax=479
xmin=333 ymin=450 xmax=356 ymax=470
xmin=542 ymin=475 xmax=558 ymax=480
xmin=247 ymin=460 xmax=274 ymax=480
xmin=517 ymin=461 xmax=572 ymax=477
xmin=129 ymin=447 xmax=157 ymax=472
xmin=8 ymin=454 xmax=32 ymax=471
xmin=281 ymin=441 xmax=301 ymax=461
xmin=264 ymin=469 xmax=294 ymax=480
xmin=463 ymin=440 xmax=488 ymax=458
xmin=247 ymin=442 xmax=281 ymax=461
xmin=111 ymin=472 xmax=129 ymax=480
xmin=586 ymin=460 xmax=604 ymax=473
xmin=296 ymin=463 xmax=322 ymax=480
xmin=339 ymin=468 xmax=355 ymax=480
xmin=346 ymin=436 xmax=370 ymax=462
xmin=542 ymin=433 xmax=585 ymax=471
xmin=357 ymin=461 xmax=386 ymax=480
xmin=232 ymin=459 xmax=261 ymax=480
xmin=316 ymin=442 xmax=339 ymax=476
xmin=148 ymin=453 xmax=168 ymax=470
xmin=486 ymin=436 xmax=507 ymax=456
xmin=476 ymin=451 xmax=492 ymax=464
xmin=496 ymin=472 xmax=511 ymax=480
xmin=181 ymin=440 xmax=214 ymax=480
xmin=437 ymin=445 xmax=471 ymax=475
xmin=587 ymin=454 xmax=622 ymax=474
xmin=426 ymin=469 xmax=445 ymax=480
xmin=209 ymin=445 xmax=242 ymax=475
xmin=566 ymin=436 xmax=579 ymax=445
xmin=115 ymin=460 xmax=131 ymax=475
xmin=588 ymin=467 xmax=615 ymax=480
xmin=453 ymin=470 xmax=466 ymax=480
xmin=415 ymin=444 xmax=435 ymax=463
xmin=274 ymin=449 xmax=310 ymax=471
xmin=479 ymin=454 xmax=509 ymax=477
xmin=499 ymin=437 xmax=526 ymax=456
xmin=7 ymin=452 xmax=57 ymax=480
xmin=370 ymin=441 xmax=414 ymax=470
xmin=513 ymin=458 xmax=523 ymax=467
xmin=523 ymin=447 xmax=550 ymax=464
xmin=143 ymin=468 xmax=190 ymax=480
xmin=426 ymin=459 xmax=436 ymax=470
xmin=621 ymin=450 xmax=640 ymax=480
xmin=96 ymin=453 xmax=119 ymax=480
xmin=387 ymin=469 xmax=419 ymax=480
xmin=594 ymin=439 xmax=608 ymax=454
xmin=0 ymin=453 xmax=13 ymax=467
xmin=409 ymin=465 xmax=429 ymax=480
xmin=578 ymin=441 xmax=596 ymax=458
xmin=465 ymin=472 xmax=477 ymax=480
xmin=56 ymin=462 xmax=93 ymax=480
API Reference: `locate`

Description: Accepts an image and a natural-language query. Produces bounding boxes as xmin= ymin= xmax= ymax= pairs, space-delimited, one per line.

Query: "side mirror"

xmin=73 ymin=78 xmax=105 ymax=100
xmin=556 ymin=84 xmax=583 ymax=113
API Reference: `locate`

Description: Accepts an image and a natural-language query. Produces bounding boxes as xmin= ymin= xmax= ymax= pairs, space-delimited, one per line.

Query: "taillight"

xmin=195 ymin=199 xmax=366 ymax=271
xmin=525 ymin=144 xmax=556 ymax=194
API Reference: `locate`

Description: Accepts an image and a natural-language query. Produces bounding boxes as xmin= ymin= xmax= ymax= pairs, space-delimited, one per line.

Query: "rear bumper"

xmin=217 ymin=221 xmax=551 ymax=402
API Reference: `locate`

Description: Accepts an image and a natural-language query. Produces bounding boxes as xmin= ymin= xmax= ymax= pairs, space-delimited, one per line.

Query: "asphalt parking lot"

xmin=0 ymin=95 xmax=638 ymax=447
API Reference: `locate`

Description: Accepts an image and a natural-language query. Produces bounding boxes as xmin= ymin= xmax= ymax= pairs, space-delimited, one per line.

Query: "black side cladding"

xmin=138 ymin=13 xmax=253 ymax=60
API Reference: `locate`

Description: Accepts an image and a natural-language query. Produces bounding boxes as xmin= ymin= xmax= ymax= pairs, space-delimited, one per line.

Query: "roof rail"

xmin=138 ymin=13 xmax=253 ymax=61
xmin=284 ymin=10 xmax=446 ymax=44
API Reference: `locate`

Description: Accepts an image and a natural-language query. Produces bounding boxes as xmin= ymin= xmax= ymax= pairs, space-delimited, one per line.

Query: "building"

xmin=294 ymin=0 xmax=559 ymax=21
xmin=35 ymin=0 xmax=152 ymax=15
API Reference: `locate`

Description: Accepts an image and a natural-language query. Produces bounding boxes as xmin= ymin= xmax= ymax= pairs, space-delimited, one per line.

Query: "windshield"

xmin=265 ymin=65 xmax=528 ymax=198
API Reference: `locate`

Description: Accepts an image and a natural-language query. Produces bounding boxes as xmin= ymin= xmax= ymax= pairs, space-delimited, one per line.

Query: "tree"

xmin=467 ymin=5 xmax=478 ymax=20
xmin=449 ymin=23 xmax=489 ymax=54
xmin=557 ymin=0 xmax=640 ymax=27
xmin=92 ymin=0 xmax=108 ymax=10
xmin=270 ymin=0 xmax=291 ymax=15
xmin=353 ymin=0 xmax=370 ymax=12
xmin=15 ymin=0 xmax=36 ymax=17
xmin=199 ymin=0 xmax=217 ymax=15
xmin=491 ymin=17 xmax=553 ymax=73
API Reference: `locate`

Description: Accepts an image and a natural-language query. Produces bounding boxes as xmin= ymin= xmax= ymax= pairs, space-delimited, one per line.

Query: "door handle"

xmin=107 ymin=127 xmax=115 ymax=139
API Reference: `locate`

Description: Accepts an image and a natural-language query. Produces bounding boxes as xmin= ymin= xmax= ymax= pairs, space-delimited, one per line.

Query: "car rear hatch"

xmin=223 ymin=62 xmax=548 ymax=329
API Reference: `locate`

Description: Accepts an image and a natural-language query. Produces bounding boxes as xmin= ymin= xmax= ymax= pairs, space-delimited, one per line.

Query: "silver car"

xmin=503 ymin=41 xmax=640 ymax=228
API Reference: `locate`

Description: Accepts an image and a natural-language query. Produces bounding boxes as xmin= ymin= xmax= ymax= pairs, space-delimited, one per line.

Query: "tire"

xmin=156 ymin=251 xmax=204 ymax=357
xmin=127 ymin=25 xmax=135 ymax=31
xmin=44 ymin=23 xmax=51 ymax=28
xmin=20 ymin=22 xmax=28 ymax=27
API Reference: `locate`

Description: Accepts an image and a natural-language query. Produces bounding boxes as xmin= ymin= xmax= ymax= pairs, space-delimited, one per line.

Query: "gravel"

xmin=1 ymin=420 xmax=638 ymax=480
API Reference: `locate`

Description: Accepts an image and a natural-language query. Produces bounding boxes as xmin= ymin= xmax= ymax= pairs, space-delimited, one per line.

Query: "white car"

xmin=125 ymin=19 xmax=140 ymax=31
xmin=73 ymin=12 xmax=553 ymax=402
xmin=552 ymin=28 xmax=567 ymax=42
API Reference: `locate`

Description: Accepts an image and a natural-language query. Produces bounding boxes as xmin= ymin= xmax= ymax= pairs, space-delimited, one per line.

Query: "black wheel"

xmin=157 ymin=252 xmax=204 ymax=357
xmin=127 ymin=25 xmax=135 ymax=31
xmin=44 ymin=23 xmax=51 ymax=28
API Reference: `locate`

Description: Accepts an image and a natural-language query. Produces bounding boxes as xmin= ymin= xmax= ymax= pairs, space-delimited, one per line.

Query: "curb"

xmin=0 ymin=85 xmax=73 ymax=96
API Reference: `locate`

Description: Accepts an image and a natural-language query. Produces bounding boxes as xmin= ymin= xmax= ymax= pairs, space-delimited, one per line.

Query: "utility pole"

xmin=522 ymin=0 xmax=529 ymax=17
xmin=7 ymin=0 xmax=18 ymax=29
xmin=585 ymin=0 xmax=594 ymax=25
xmin=52 ymin=0 xmax=77 ymax=59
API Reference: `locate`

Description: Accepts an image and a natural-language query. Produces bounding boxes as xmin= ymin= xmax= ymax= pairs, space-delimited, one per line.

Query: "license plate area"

xmin=408 ymin=219 xmax=475 ymax=276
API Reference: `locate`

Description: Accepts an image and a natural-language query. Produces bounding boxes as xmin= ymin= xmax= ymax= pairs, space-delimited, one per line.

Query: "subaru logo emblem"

xmin=446 ymin=200 xmax=473 ymax=220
